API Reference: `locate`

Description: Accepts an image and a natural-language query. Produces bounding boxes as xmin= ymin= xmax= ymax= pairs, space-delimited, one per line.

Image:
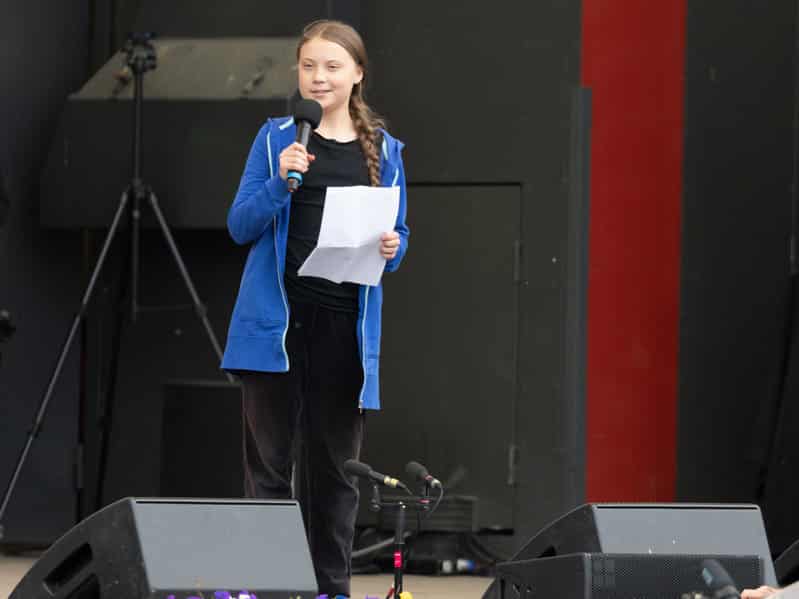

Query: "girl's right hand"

xmin=278 ymin=142 xmax=315 ymax=181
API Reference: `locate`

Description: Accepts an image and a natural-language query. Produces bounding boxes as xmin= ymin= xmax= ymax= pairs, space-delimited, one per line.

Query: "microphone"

xmin=405 ymin=460 xmax=442 ymax=489
xmin=287 ymin=98 xmax=323 ymax=193
xmin=343 ymin=459 xmax=408 ymax=491
xmin=700 ymin=559 xmax=741 ymax=599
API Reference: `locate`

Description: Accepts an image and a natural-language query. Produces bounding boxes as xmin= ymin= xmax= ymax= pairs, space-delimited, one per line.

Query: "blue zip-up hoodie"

xmin=221 ymin=116 xmax=409 ymax=410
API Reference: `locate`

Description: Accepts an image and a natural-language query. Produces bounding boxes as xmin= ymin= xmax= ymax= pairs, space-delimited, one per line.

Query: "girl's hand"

xmin=742 ymin=586 xmax=779 ymax=599
xmin=278 ymin=142 xmax=315 ymax=181
xmin=380 ymin=231 xmax=400 ymax=260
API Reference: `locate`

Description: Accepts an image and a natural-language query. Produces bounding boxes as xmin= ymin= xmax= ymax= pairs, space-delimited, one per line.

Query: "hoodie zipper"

xmin=267 ymin=126 xmax=291 ymax=371
xmin=358 ymin=286 xmax=370 ymax=410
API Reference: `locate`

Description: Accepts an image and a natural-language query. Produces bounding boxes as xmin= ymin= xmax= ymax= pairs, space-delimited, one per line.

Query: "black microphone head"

xmin=293 ymin=98 xmax=323 ymax=129
xmin=343 ymin=459 xmax=372 ymax=478
xmin=701 ymin=559 xmax=739 ymax=597
xmin=405 ymin=460 xmax=430 ymax=481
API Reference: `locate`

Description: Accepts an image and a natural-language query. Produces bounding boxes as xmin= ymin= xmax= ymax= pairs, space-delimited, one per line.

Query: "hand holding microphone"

xmin=279 ymin=143 xmax=315 ymax=183
xmin=280 ymin=98 xmax=322 ymax=191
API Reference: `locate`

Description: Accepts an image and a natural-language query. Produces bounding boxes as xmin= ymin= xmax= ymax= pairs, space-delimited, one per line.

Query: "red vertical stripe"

xmin=582 ymin=1 xmax=685 ymax=501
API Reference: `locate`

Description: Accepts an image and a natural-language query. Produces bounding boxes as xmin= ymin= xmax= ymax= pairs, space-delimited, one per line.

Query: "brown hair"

xmin=298 ymin=20 xmax=385 ymax=186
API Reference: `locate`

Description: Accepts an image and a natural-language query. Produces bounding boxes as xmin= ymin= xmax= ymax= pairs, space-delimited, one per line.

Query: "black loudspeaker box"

xmin=483 ymin=503 xmax=776 ymax=599
xmin=10 ymin=497 xmax=317 ymax=599
xmin=496 ymin=553 xmax=763 ymax=599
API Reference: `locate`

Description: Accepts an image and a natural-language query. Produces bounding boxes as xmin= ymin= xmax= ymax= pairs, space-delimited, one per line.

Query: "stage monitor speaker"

xmin=10 ymin=497 xmax=317 ymax=599
xmin=483 ymin=503 xmax=777 ymax=599
xmin=495 ymin=553 xmax=763 ymax=599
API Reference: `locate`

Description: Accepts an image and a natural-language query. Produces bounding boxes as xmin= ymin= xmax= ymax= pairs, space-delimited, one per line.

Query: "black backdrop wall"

xmin=9 ymin=0 xmax=799 ymax=560
xmin=356 ymin=2 xmax=586 ymax=548
xmin=10 ymin=0 xmax=799 ymax=562
xmin=1 ymin=0 xmax=587 ymax=557
xmin=0 ymin=1 xmax=89 ymax=544
xmin=679 ymin=0 xmax=799 ymax=555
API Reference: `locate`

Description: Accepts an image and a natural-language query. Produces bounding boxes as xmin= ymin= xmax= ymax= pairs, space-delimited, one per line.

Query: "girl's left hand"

xmin=380 ymin=231 xmax=400 ymax=260
xmin=741 ymin=587 xmax=780 ymax=599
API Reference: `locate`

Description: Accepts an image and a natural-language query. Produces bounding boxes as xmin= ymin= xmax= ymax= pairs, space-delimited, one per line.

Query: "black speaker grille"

xmin=587 ymin=554 xmax=762 ymax=599
xmin=495 ymin=553 xmax=763 ymax=599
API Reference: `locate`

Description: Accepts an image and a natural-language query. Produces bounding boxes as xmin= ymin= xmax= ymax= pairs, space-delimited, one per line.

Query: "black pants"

xmin=240 ymin=300 xmax=364 ymax=598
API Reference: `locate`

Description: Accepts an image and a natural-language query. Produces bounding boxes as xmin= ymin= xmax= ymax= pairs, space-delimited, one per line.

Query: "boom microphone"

xmin=343 ymin=459 xmax=408 ymax=491
xmin=405 ymin=461 xmax=442 ymax=489
xmin=287 ymin=98 xmax=322 ymax=192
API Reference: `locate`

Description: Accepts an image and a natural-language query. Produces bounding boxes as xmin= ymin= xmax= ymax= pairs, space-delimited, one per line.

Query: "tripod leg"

xmin=93 ymin=231 xmax=133 ymax=511
xmin=146 ymin=191 xmax=234 ymax=383
xmin=0 ymin=191 xmax=130 ymax=537
xmin=131 ymin=187 xmax=141 ymax=322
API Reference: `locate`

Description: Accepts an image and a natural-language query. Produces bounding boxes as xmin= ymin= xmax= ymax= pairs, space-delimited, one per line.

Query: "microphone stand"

xmin=370 ymin=493 xmax=408 ymax=599
xmin=420 ymin=480 xmax=432 ymax=511
xmin=353 ymin=465 xmax=440 ymax=599
xmin=371 ymin=491 xmax=433 ymax=599
xmin=369 ymin=483 xmax=382 ymax=513
xmin=392 ymin=501 xmax=407 ymax=599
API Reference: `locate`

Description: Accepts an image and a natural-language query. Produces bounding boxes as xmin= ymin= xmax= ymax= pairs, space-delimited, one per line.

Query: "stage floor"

xmin=0 ymin=554 xmax=493 ymax=598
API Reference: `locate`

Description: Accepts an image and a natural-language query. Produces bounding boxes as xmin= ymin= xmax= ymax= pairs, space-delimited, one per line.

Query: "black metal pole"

xmin=133 ymin=63 xmax=143 ymax=182
xmin=131 ymin=65 xmax=143 ymax=322
xmin=95 ymin=52 xmax=145 ymax=509
xmin=393 ymin=502 xmax=407 ymax=598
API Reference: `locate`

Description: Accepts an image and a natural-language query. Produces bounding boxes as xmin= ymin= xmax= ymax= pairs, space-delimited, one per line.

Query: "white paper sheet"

xmin=297 ymin=185 xmax=400 ymax=286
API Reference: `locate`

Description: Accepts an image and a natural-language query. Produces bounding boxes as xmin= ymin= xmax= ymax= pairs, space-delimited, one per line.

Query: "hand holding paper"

xmin=379 ymin=231 xmax=401 ymax=260
xmin=297 ymin=185 xmax=400 ymax=286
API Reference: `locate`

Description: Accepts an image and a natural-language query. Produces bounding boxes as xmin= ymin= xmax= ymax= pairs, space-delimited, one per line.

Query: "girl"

xmin=221 ymin=20 xmax=409 ymax=598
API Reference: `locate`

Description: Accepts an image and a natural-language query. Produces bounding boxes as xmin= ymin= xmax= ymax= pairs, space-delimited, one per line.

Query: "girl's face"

xmin=298 ymin=37 xmax=363 ymax=115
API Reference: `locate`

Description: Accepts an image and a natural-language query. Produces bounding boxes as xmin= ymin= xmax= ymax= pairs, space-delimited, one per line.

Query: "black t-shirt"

xmin=284 ymin=131 xmax=371 ymax=312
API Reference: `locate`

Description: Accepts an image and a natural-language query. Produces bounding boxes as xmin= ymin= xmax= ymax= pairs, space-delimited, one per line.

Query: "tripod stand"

xmin=0 ymin=33 xmax=232 ymax=540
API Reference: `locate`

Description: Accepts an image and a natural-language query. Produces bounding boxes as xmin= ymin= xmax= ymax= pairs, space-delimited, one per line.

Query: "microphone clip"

xmin=369 ymin=482 xmax=382 ymax=512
